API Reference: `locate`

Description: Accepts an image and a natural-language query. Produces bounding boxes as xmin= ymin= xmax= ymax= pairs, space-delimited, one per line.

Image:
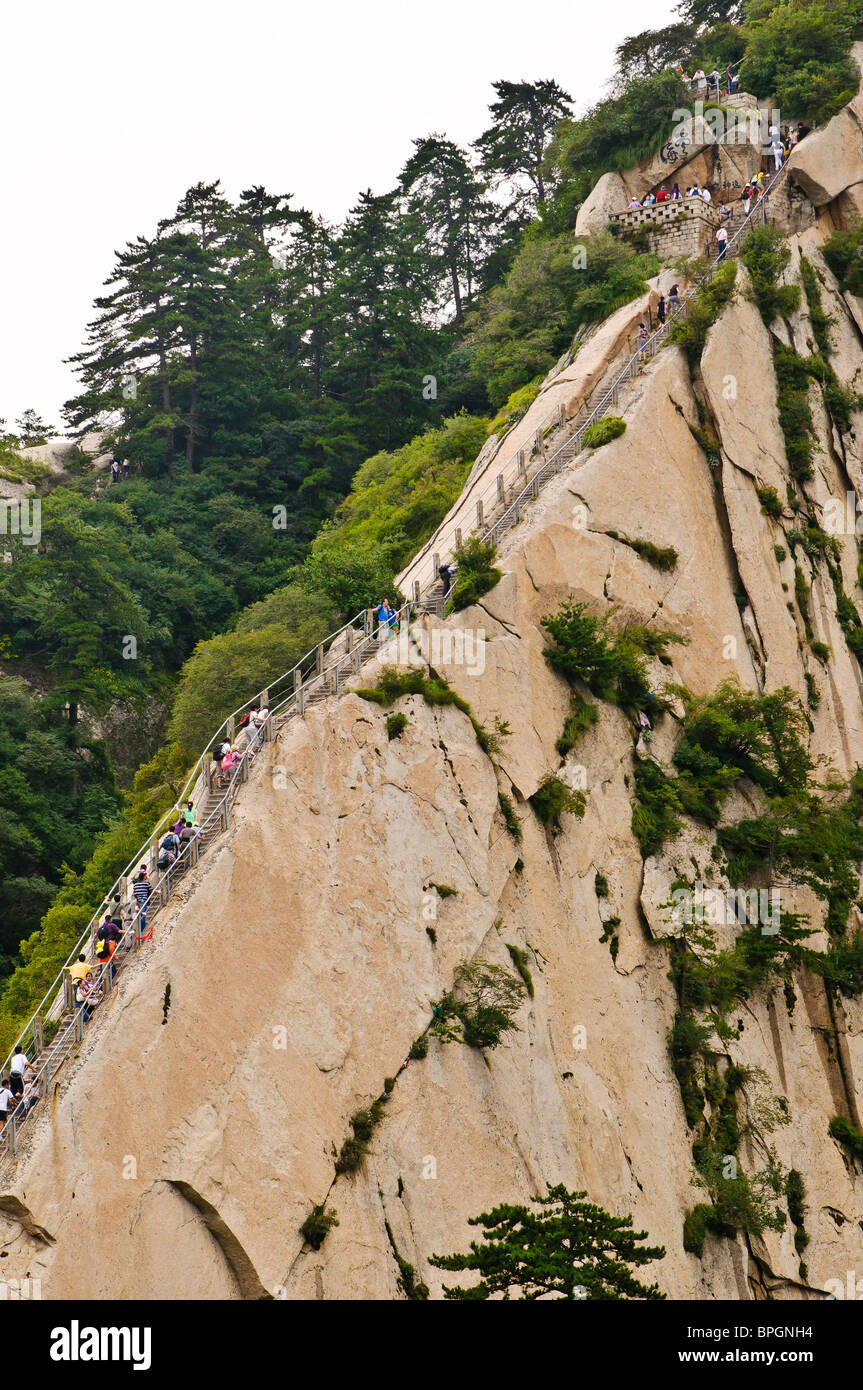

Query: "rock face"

xmin=6 ymin=92 xmax=863 ymax=1308
xmin=575 ymin=108 xmax=764 ymax=236
xmin=786 ymin=44 xmax=863 ymax=213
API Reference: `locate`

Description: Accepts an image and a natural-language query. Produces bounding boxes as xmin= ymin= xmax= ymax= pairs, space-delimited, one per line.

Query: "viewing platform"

xmin=611 ymin=195 xmax=728 ymax=259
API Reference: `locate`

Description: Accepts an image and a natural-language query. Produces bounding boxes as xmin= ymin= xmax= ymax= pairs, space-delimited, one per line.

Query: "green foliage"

xmin=542 ymin=600 xmax=683 ymax=714
xmin=430 ymin=1183 xmax=666 ymax=1300
xmin=632 ymin=759 xmax=684 ymax=858
xmin=811 ymin=639 xmax=831 ymax=663
xmin=740 ymin=226 xmax=800 ymax=324
xmin=466 ymin=232 xmax=658 ymax=406
xmin=668 ymin=261 xmax=737 ymax=364
xmin=300 ymin=1203 xmax=339 ymax=1250
xmin=408 ymin=1034 xmax=429 ymax=1060
xmin=594 ymin=871 xmax=609 ymax=898
xmin=785 ymin=1169 xmax=810 ymax=1258
xmin=829 ymin=1114 xmax=863 ymax=1160
xmin=556 ymin=694 xmax=599 ymax=757
xmin=356 ymin=666 xmax=498 ymax=760
xmin=529 ymin=775 xmax=586 ymax=829
xmin=824 ymin=220 xmax=863 ymax=297
xmin=430 ymin=960 xmax=525 ymax=1050
xmin=335 ymin=1100 xmax=387 ymax=1174
xmin=498 ymin=792 xmax=523 ymax=843
xmin=690 ymin=1148 xmax=787 ymax=1245
xmin=386 ymin=712 xmax=408 ymax=741
xmin=546 ymin=68 xmax=690 ymax=221
xmin=812 ymin=930 xmax=863 ymax=997
xmin=740 ymin=0 xmax=863 ymax=126
xmin=506 ymin=943 xmax=535 ymax=998
xmin=0 ymin=738 xmax=191 ymax=1052
xmin=431 ymin=882 xmax=456 ymax=898
xmin=757 ymin=485 xmax=784 ymax=520
xmin=720 ymin=770 xmax=863 ymax=938
xmin=487 ymin=378 xmax=545 ymax=438
xmin=167 ymin=621 xmax=328 ymax=756
xmin=607 ymin=530 xmax=678 ymax=571
xmin=319 ymin=413 xmax=491 ymax=579
xmin=672 ymin=682 xmax=812 ymax=821
xmin=451 ymin=536 xmax=502 ymax=611
xmin=632 ymin=682 xmax=814 ymax=859
xmin=582 ymin=416 xmax=626 ymax=449
xmin=795 ymin=565 xmax=812 ymax=635
xmin=0 ymin=677 xmax=121 ymax=970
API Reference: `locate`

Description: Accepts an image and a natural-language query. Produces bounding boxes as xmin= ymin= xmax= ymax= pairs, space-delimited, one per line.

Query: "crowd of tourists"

xmin=678 ymin=60 xmax=741 ymax=99
xmin=0 ymin=704 xmax=281 ymax=1145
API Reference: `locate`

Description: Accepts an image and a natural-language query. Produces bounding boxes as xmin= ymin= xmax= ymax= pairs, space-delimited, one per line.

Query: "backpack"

xmin=237 ymin=712 xmax=251 ymax=729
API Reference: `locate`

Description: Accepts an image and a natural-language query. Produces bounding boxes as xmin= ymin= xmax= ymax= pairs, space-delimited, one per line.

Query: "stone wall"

xmin=613 ymin=198 xmax=719 ymax=260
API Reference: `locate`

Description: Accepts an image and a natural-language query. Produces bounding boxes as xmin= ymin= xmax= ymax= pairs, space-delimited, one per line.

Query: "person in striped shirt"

xmin=132 ymin=866 xmax=152 ymax=934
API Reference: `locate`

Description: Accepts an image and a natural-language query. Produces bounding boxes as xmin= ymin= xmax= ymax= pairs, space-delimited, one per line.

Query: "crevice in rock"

xmin=166 ymin=1179 xmax=272 ymax=1300
xmin=0 ymin=1196 xmax=54 ymax=1245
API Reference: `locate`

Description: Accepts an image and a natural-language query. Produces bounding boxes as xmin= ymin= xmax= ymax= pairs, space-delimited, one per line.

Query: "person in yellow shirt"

xmin=67 ymin=954 xmax=90 ymax=984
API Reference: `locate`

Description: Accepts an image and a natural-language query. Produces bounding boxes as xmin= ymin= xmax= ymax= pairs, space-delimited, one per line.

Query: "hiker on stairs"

xmin=132 ymin=866 xmax=152 ymax=935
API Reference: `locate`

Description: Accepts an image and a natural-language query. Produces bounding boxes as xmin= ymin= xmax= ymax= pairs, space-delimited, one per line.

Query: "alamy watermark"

xmin=670 ymin=880 xmax=781 ymax=935
xmin=0 ymin=498 xmax=41 ymax=546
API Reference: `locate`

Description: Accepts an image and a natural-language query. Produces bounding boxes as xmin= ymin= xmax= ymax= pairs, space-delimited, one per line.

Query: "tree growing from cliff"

xmin=473 ymin=79 xmax=573 ymax=213
xmin=430 ymin=1184 xmax=666 ymax=1299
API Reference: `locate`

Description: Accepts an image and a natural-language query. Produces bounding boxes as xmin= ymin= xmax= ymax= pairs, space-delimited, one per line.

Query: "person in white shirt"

xmin=9 ymin=1047 xmax=34 ymax=1099
xmin=0 ymin=1081 xmax=15 ymax=1128
xmin=247 ymin=706 xmax=270 ymax=756
xmin=701 ymin=187 xmax=712 ymax=203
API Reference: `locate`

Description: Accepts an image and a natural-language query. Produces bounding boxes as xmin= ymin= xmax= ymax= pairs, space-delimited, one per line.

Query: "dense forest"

xmin=2 ymin=0 xmax=863 ymax=1042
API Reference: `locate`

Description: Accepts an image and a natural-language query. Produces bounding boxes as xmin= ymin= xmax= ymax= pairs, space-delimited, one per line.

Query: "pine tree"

xmin=474 ymin=79 xmax=573 ymax=213
xmin=399 ymin=135 xmax=495 ymax=324
xmin=15 ymin=409 xmax=53 ymax=446
xmin=430 ymin=1184 xmax=666 ymax=1299
xmin=327 ymin=190 xmax=436 ymax=451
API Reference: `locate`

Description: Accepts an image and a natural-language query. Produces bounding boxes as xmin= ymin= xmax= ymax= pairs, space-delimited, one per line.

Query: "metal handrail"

xmin=410 ymin=159 xmax=793 ymax=581
xmin=0 ymin=158 xmax=794 ymax=1101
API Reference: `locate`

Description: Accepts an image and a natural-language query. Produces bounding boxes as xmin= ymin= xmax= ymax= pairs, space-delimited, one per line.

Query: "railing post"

xmin=455 ymin=528 xmax=462 ymax=551
xmin=496 ymin=475 xmax=505 ymax=505
xmin=261 ymin=688 xmax=269 ymax=706
xmin=8 ymin=1114 xmax=16 ymax=1157
xmin=227 ymin=716 xmax=235 ymax=743
xmin=534 ymin=430 xmax=542 ymax=455
xmin=476 ymin=499 xmax=484 ymax=529
xmin=334 ymin=668 xmax=340 ymax=696
xmin=34 ymin=1016 xmax=43 ymax=1054
xmin=64 ymin=975 xmax=74 ymax=1012
xmin=412 ymin=580 xmax=420 ymax=604
xmin=363 ymin=610 xmax=371 ymax=637
xmin=190 ymin=836 xmax=199 ymax=868
xmin=557 ymin=404 xmax=564 ymax=428
xmin=432 ymin=552 xmax=440 ymax=579
xmin=517 ymin=452 xmax=527 ymax=482
xmin=315 ymin=644 xmax=324 ymax=676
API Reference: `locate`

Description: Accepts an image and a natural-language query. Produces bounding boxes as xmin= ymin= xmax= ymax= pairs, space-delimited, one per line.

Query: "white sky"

xmin=1 ymin=0 xmax=677 ymax=428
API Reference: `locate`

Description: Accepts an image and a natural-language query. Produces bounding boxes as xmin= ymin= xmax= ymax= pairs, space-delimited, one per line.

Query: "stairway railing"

xmin=0 ymin=158 xmax=795 ymax=1136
